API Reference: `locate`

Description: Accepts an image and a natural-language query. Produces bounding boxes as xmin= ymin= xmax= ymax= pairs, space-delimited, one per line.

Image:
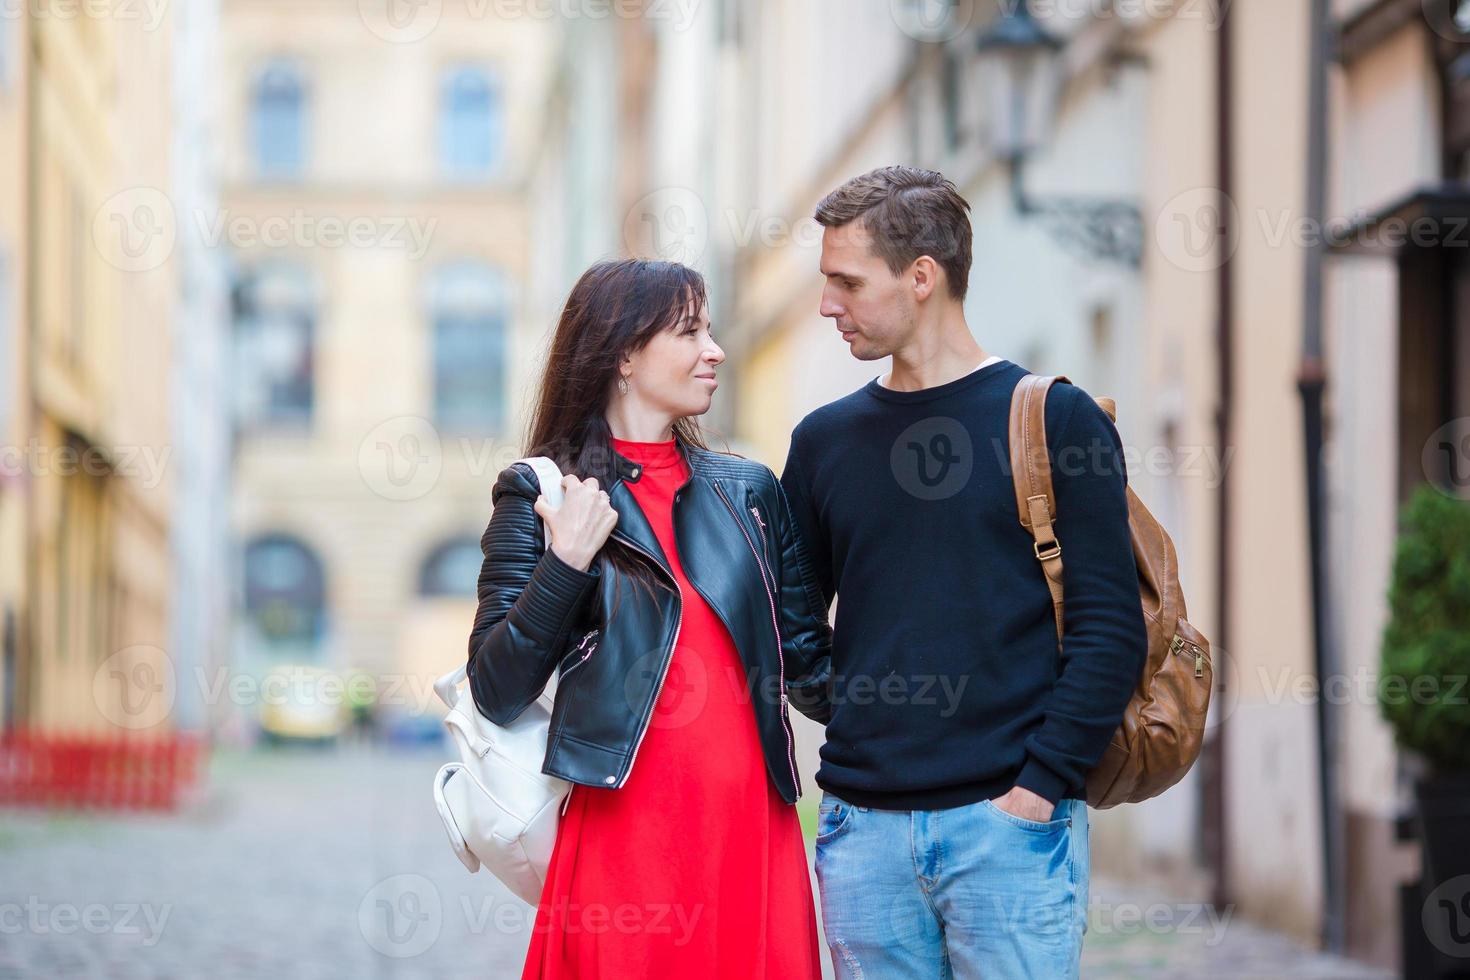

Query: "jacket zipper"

xmin=611 ymin=530 xmax=682 ymax=787
xmin=559 ymin=629 xmax=599 ymax=679
xmin=714 ymin=481 xmax=802 ymax=798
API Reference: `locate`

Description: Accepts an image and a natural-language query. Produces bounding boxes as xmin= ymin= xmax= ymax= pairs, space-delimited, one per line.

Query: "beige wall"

xmin=15 ymin=8 xmax=177 ymax=734
xmin=0 ymin=12 xmax=27 ymax=729
xmin=222 ymin=2 xmax=559 ymax=727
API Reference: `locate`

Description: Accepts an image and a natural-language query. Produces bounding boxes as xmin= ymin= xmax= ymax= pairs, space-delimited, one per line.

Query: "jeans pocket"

xmin=980 ymin=797 xmax=1071 ymax=835
xmin=815 ymin=798 xmax=856 ymax=845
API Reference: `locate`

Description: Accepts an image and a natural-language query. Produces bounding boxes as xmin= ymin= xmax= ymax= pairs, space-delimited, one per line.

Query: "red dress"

xmin=520 ymin=436 xmax=822 ymax=979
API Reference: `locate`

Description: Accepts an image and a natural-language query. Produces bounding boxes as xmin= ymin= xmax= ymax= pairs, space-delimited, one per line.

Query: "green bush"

xmin=1379 ymin=484 xmax=1470 ymax=772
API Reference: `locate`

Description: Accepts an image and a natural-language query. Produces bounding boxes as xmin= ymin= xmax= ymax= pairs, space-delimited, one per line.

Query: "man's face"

xmin=818 ymin=221 xmax=916 ymax=361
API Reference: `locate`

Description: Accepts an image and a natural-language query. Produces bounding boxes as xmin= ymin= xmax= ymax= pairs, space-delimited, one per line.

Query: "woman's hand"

xmin=534 ymin=475 xmax=619 ymax=571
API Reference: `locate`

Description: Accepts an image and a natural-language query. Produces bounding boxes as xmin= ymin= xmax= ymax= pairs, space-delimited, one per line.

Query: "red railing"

xmin=0 ymin=730 xmax=208 ymax=810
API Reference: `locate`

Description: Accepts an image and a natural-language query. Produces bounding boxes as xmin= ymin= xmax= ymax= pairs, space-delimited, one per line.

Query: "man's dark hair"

xmin=814 ymin=166 xmax=974 ymax=301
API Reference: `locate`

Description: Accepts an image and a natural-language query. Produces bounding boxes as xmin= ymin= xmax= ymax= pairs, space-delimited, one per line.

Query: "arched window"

xmin=233 ymin=262 xmax=316 ymax=428
xmin=253 ymin=60 xmax=307 ymax=178
xmin=243 ymin=535 xmax=326 ymax=660
xmin=429 ymin=262 xmax=508 ymax=431
xmin=419 ymin=537 xmax=482 ymax=598
xmin=439 ymin=66 xmax=502 ymax=178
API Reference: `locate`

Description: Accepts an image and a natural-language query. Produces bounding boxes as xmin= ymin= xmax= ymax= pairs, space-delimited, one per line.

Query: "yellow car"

xmin=258 ymin=665 xmax=350 ymax=743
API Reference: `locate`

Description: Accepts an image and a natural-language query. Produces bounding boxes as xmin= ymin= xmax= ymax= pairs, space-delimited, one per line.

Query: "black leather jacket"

xmin=466 ymin=438 xmax=833 ymax=804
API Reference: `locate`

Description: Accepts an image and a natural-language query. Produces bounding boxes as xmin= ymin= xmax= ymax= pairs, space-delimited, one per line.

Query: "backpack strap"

xmin=1008 ymin=374 xmax=1071 ymax=645
xmin=517 ymin=456 xmax=565 ymax=551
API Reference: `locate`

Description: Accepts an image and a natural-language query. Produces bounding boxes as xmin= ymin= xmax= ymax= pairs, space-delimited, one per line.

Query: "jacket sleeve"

xmin=767 ymin=466 xmax=834 ymax=726
xmin=466 ymin=462 xmax=601 ymax=726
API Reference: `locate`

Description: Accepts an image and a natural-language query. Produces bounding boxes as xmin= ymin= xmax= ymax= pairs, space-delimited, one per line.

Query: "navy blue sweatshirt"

xmin=779 ymin=358 xmax=1147 ymax=810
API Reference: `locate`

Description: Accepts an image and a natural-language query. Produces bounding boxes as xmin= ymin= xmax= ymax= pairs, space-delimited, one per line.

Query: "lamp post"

xmin=975 ymin=1 xmax=1143 ymax=267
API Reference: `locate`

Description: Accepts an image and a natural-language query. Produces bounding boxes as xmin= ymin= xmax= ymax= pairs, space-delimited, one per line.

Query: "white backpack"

xmin=431 ymin=456 xmax=576 ymax=905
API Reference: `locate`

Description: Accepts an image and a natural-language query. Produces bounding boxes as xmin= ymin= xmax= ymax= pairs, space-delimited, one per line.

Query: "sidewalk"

xmin=0 ymin=743 xmax=1397 ymax=979
xmin=1081 ymin=877 xmax=1394 ymax=979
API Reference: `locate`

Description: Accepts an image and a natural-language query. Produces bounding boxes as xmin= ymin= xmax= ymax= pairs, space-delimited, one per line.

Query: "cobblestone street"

xmin=0 ymin=744 xmax=1396 ymax=979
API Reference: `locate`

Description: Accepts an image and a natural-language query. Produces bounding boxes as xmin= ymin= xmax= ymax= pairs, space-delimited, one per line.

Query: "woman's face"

xmin=619 ymin=300 xmax=724 ymax=420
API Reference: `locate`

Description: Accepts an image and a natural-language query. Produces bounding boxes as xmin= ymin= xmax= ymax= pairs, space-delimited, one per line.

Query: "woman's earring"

xmin=617 ymin=376 xmax=629 ymax=396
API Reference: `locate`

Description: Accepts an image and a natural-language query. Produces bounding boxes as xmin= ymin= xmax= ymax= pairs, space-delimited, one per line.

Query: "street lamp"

xmin=975 ymin=1 xmax=1143 ymax=267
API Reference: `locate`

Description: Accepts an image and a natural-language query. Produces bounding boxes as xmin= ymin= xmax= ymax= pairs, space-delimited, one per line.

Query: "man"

xmin=780 ymin=166 xmax=1147 ymax=979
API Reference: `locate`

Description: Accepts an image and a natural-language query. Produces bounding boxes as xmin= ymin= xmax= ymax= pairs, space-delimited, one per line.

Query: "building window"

xmin=233 ymin=263 xmax=316 ymax=429
xmin=439 ymin=66 xmax=502 ymax=179
xmin=419 ymin=538 xmax=482 ymax=598
xmin=0 ymin=15 xmax=10 ymax=91
xmin=252 ymin=60 xmax=307 ymax=179
xmin=244 ymin=535 xmax=326 ymax=659
xmin=942 ymin=46 xmax=963 ymax=152
xmin=429 ymin=262 xmax=508 ymax=431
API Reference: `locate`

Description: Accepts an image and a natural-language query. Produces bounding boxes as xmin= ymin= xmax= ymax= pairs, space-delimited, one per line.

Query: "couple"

xmin=467 ymin=166 xmax=1148 ymax=979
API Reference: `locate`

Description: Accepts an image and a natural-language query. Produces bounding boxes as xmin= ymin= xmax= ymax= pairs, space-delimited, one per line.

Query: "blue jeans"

xmin=813 ymin=791 xmax=1090 ymax=979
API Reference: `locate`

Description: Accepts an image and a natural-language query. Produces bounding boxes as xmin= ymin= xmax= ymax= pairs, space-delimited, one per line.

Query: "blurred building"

xmin=170 ymin=0 xmax=235 ymax=735
xmin=0 ymin=10 xmax=25 ymax=731
xmin=676 ymin=0 xmax=1470 ymax=973
xmin=0 ymin=3 xmax=184 ymax=734
xmin=218 ymin=0 xmax=560 ymax=738
xmin=1328 ymin=0 xmax=1470 ymax=967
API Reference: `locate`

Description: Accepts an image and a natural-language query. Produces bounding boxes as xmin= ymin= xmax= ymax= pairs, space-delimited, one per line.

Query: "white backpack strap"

xmin=517 ymin=456 xmax=565 ymax=551
xmin=437 ymin=456 xmax=569 ymax=712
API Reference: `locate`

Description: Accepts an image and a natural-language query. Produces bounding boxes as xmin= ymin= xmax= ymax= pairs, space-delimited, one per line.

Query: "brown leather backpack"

xmin=1009 ymin=374 xmax=1213 ymax=809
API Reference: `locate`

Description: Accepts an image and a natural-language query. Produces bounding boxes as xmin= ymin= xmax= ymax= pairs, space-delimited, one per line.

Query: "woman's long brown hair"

xmin=524 ymin=258 xmax=711 ymax=596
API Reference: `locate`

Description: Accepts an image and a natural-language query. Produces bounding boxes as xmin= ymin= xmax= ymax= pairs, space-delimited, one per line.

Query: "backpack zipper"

xmin=1170 ymin=633 xmax=1205 ymax=678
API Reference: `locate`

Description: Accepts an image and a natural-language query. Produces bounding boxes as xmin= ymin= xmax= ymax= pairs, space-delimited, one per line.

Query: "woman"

xmin=466 ymin=259 xmax=833 ymax=978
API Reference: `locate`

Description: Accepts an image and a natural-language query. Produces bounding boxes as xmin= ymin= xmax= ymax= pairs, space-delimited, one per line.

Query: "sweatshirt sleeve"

xmin=779 ymin=422 xmax=836 ymax=609
xmin=1015 ymin=386 xmax=1149 ymax=806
